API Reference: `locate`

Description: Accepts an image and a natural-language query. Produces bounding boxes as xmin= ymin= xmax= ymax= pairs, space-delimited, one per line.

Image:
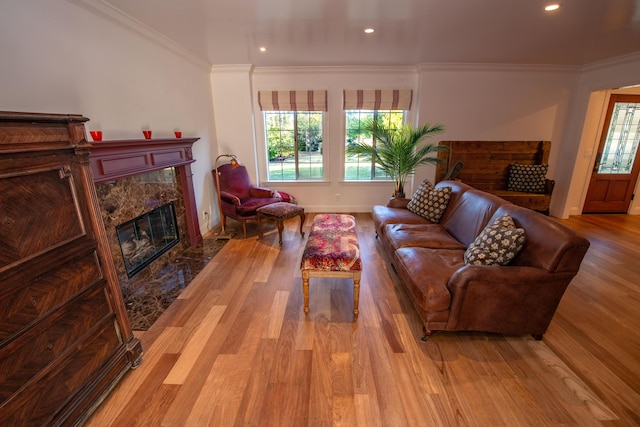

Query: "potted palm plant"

xmin=346 ymin=118 xmax=446 ymax=198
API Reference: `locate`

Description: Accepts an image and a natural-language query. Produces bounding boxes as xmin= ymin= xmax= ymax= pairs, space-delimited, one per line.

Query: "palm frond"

xmin=345 ymin=118 xmax=445 ymax=196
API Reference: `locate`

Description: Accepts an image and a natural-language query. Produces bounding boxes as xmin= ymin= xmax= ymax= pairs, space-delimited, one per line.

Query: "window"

xmin=345 ymin=109 xmax=405 ymax=180
xmin=259 ymin=90 xmax=326 ymax=181
xmin=343 ymin=89 xmax=413 ymax=181
xmin=264 ymin=111 xmax=324 ymax=180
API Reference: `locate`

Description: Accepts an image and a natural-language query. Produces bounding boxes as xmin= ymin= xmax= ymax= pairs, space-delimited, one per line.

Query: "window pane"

xmin=344 ymin=109 xmax=404 ymax=180
xmin=599 ymin=102 xmax=640 ymax=174
xmin=265 ymin=111 xmax=324 ymax=180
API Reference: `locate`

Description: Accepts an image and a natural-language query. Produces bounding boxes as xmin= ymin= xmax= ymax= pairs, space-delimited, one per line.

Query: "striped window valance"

xmin=343 ymin=89 xmax=413 ymax=110
xmin=258 ymin=90 xmax=328 ymax=111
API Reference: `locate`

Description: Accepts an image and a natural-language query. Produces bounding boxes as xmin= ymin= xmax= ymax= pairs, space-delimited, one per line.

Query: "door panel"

xmin=583 ymin=94 xmax=640 ymax=213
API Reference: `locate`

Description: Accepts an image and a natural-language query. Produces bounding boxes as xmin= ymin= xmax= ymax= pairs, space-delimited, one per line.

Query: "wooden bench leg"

xmin=353 ymin=271 xmax=361 ymax=318
xmin=302 ymin=270 xmax=310 ymax=314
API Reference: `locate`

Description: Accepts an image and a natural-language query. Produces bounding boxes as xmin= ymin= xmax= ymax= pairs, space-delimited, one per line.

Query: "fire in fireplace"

xmin=116 ymin=202 xmax=180 ymax=278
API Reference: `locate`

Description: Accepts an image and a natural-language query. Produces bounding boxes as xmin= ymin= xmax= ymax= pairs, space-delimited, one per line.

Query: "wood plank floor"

xmin=86 ymin=214 xmax=640 ymax=426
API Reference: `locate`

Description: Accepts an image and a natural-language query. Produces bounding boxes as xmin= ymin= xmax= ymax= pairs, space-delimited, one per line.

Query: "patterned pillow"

xmin=508 ymin=164 xmax=548 ymax=193
xmin=464 ymin=214 xmax=525 ymax=266
xmin=406 ymin=180 xmax=452 ymax=223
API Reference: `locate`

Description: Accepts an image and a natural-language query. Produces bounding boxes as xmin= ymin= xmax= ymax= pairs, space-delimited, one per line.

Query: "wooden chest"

xmin=0 ymin=112 xmax=142 ymax=426
xmin=435 ymin=140 xmax=555 ymax=214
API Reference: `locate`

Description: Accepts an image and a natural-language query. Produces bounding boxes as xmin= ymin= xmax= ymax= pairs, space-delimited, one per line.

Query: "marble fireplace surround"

xmin=89 ymin=137 xmax=202 ymax=248
xmin=89 ymin=137 xmax=215 ymax=330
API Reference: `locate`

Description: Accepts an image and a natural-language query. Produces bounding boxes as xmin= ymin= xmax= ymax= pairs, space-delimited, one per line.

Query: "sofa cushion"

xmin=394 ymin=247 xmax=465 ymax=312
xmin=464 ymin=214 xmax=525 ymax=266
xmin=406 ymin=180 xmax=452 ymax=223
xmin=236 ymin=197 xmax=280 ymax=216
xmin=384 ymin=223 xmax=466 ymax=250
xmin=508 ymin=164 xmax=548 ymax=193
xmin=372 ymin=204 xmax=431 ymax=237
xmin=439 ymin=189 xmax=507 ymax=247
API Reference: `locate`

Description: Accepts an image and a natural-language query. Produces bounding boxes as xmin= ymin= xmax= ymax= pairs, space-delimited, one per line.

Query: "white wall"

xmin=0 ymin=0 xmax=218 ymax=235
xmin=416 ymin=64 xmax=578 ymax=213
xmin=215 ymin=60 xmax=640 ymax=217
xmin=223 ymin=64 xmax=580 ymax=213
xmin=251 ymin=66 xmax=419 ymax=212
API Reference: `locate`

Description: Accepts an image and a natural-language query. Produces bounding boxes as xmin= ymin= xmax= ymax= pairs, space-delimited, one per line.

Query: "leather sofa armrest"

xmin=448 ymin=265 xmax=554 ymax=291
xmin=250 ymin=186 xmax=274 ymax=198
xmin=446 ymin=265 xmax=574 ymax=321
xmin=220 ymin=191 xmax=241 ymax=205
xmin=387 ymin=197 xmax=411 ymax=208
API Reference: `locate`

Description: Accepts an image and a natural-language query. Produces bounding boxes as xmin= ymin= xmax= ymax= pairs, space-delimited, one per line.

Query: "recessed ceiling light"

xmin=544 ymin=4 xmax=560 ymax=11
xmin=259 ymin=47 xmax=267 ymax=52
xmin=364 ymin=28 xmax=375 ymax=34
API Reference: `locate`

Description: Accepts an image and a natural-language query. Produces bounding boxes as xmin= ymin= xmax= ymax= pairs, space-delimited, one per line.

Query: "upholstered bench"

xmin=300 ymin=214 xmax=362 ymax=318
xmin=256 ymin=202 xmax=305 ymax=245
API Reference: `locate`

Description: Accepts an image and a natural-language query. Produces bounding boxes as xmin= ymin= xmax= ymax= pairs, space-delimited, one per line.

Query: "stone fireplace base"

xmin=119 ymin=233 xmax=226 ymax=330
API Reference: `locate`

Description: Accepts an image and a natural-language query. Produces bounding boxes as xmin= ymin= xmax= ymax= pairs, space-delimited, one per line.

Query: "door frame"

xmin=579 ymin=88 xmax=640 ymax=215
xmin=582 ymin=93 xmax=640 ymax=213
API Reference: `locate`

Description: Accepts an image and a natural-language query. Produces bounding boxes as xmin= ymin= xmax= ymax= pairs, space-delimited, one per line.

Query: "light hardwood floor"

xmin=86 ymin=214 xmax=640 ymax=426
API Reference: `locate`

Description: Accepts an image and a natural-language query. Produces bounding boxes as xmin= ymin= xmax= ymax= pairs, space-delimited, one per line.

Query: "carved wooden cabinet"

xmin=0 ymin=112 xmax=142 ymax=425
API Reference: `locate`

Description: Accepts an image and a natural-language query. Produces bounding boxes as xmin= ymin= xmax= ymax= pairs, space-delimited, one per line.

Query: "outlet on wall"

xmin=202 ymin=211 xmax=209 ymax=220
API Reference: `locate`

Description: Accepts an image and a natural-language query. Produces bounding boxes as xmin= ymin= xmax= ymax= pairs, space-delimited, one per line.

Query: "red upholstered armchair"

xmin=212 ymin=162 xmax=292 ymax=238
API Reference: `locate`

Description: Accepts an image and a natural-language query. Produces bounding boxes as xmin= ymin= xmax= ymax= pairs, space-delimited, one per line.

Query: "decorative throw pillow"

xmin=406 ymin=180 xmax=452 ymax=223
xmin=464 ymin=214 xmax=525 ymax=266
xmin=508 ymin=164 xmax=548 ymax=193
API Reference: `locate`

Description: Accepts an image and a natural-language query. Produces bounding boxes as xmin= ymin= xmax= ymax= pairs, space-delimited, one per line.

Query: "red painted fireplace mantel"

xmin=89 ymin=137 xmax=202 ymax=246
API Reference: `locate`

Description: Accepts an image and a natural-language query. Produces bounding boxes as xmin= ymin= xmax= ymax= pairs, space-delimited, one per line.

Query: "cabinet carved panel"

xmin=0 ymin=112 xmax=142 ymax=426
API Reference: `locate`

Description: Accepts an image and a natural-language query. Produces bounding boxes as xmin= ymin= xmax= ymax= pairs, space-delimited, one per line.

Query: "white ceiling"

xmin=105 ymin=0 xmax=640 ymax=67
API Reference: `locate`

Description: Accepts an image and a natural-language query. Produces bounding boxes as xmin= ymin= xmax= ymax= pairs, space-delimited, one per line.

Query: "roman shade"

xmin=343 ymin=89 xmax=413 ymax=110
xmin=258 ymin=90 xmax=327 ymax=111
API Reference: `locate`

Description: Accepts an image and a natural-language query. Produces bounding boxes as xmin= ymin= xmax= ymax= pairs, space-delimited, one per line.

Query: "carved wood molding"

xmin=89 ymin=138 xmax=199 ymax=183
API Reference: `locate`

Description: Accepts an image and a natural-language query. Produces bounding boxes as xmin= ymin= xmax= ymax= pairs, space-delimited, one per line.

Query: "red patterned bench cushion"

xmin=300 ymin=214 xmax=362 ymax=272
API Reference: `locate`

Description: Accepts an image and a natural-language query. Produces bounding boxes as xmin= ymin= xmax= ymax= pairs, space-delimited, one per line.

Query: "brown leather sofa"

xmin=372 ymin=180 xmax=590 ymax=340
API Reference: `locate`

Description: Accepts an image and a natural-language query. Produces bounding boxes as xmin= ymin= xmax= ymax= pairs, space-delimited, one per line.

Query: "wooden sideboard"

xmin=0 ymin=112 xmax=142 ymax=425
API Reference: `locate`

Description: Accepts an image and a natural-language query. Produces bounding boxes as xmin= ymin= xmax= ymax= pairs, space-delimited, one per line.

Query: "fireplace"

xmin=90 ymin=137 xmax=201 ymax=274
xmin=117 ymin=201 xmax=180 ymax=278
xmin=89 ymin=137 xmax=222 ymax=330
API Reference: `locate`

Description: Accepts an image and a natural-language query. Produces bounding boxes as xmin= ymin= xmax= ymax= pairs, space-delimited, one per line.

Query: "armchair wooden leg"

xmin=256 ymin=215 xmax=264 ymax=238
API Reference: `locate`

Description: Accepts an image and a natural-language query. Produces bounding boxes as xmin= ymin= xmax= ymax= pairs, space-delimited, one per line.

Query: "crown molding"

xmin=581 ymin=51 xmax=640 ymax=73
xmin=252 ymin=65 xmax=419 ymax=75
xmin=417 ymin=62 xmax=580 ymax=74
xmin=67 ymin=0 xmax=211 ymax=71
xmin=211 ymin=64 xmax=254 ymax=74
